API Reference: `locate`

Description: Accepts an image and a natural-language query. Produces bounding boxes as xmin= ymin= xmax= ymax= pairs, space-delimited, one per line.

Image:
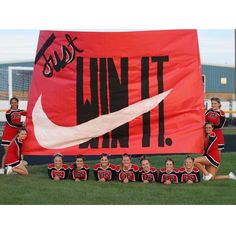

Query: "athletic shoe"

xmin=229 ymin=172 xmax=236 ymax=180
xmin=6 ymin=166 xmax=13 ymax=175
xmin=202 ymin=174 xmax=206 ymax=181
xmin=0 ymin=168 xmax=4 ymax=175
xmin=203 ymin=173 xmax=213 ymax=181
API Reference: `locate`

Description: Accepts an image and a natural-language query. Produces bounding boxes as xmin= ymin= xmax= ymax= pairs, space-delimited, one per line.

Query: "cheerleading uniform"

xmin=205 ymin=109 xmax=226 ymax=150
xmin=48 ymin=164 xmax=69 ymax=180
xmin=4 ymin=137 xmax=23 ymax=168
xmin=179 ymin=167 xmax=201 ymax=183
xmin=139 ymin=167 xmax=158 ymax=183
xmin=1 ymin=109 xmax=26 ymax=146
xmin=69 ymin=164 xmax=90 ymax=181
xmin=204 ymin=132 xmax=220 ymax=168
xmin=116 ymin=164 xmax=139 ymax=182
xmin=159 ymin=168 xmax=179 ymax=184
xmin=93 ymin=163 xmax=116 ymax=181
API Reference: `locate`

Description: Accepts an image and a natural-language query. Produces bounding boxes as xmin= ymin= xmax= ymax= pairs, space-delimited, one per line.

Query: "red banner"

xmin=23 ymin=30 xmax=204 ymax=155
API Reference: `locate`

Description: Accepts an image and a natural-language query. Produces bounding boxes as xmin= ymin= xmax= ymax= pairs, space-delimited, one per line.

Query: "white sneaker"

xmin=229 ymin=172 xmax=236 ymax=180
xmin=0 ymin=168 xmax=4 ymax=175
xmin=6 ymin=166 xmax=13 ymax=175
xmin=203 ymin=173 xmax=213 ymax=181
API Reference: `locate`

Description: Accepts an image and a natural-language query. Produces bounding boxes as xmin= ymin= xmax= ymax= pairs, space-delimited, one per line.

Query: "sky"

xmin=0 ymin=29 xmax=235 ymax=66
xmin=198 ymin=29 xmax=235 ymax=66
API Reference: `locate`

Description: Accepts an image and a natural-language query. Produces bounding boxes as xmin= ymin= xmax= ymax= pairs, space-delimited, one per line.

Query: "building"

xmin=0 ymin=60 xmax=236 ymax=135
xmin=202 ymin=64 xmax=235 ymax=100
xmin=0 ymin=60 xmax=235 ymax=101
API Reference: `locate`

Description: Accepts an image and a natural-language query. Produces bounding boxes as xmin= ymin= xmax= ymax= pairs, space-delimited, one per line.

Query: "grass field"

xmin=223 ymin=128 xmax=236 ymax=135
xmin=0 ymin=153 xmax=236 ymax=205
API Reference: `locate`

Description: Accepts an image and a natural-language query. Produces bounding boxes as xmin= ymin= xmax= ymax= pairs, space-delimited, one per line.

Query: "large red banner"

xmin=24 ymin=30 xmax=204 ymax=155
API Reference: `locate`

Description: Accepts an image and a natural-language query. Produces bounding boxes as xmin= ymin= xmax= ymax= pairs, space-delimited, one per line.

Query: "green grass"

xmin=1 ymin=153 xmax=236 ymax=205
xmin=223 ymin=128 xmax=236 ymax=135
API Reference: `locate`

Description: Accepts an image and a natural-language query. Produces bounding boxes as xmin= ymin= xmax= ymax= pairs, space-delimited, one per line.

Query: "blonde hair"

xmin=53 ymin=153 xmax=63 ymax=160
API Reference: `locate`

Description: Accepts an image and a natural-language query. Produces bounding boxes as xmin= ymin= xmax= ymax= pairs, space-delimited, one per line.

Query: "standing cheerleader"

xmin=205 ymin=97 xmax=226 ymax=150
xmin=93 ymin=153 xmax=116 ymax=182
xmin=194 ymin=122 xmax=236 ymax=181
xmin=115 ymin=153 xmax=139 ymax=183
xmin=0 ymin=97 xmax=26 ymax=174
xmin=69 ymin=155 xmax=90 ymax=181
xmin=179 ymin=156 xmax=200 ymax=184
xmin=139 ymin=155 xmax=158 ymax=183
xmin=48 ymin=153 xmax=69 ymax=181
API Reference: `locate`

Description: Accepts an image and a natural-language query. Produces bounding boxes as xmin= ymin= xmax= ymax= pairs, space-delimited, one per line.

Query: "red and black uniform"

xmin=93 ymin=163 xmax=116 ymax=181
xmin=4 ymin=137 xmax=23 ymax=168
xmin=69 ymin=164 xmax=90 ymax=181
xmin=48 ymin=164 xmax=69 ymax=180
xmin=116 ymin=164 xmax=139 ymax=182
xmin=204 ymin=132 xmax=220 ymax=168
xmin=159 ymin=168 xmax=179 ymax=184
xmin=1 ymin=109 xmax=26 ymax=146
xmin=179 ymin=167 xmax=201 ymax=183
xmin=205 ymin=109 xmax=226 ymax=150
xmin=139 ymin=167 xmax=158 ymax=183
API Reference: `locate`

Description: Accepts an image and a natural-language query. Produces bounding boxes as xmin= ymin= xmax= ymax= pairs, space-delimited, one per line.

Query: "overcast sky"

xmin=0 ymin=29 xmax=234 ymax=66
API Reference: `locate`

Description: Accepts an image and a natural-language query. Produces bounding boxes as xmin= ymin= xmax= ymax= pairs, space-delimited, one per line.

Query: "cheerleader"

xmin=139 ymin=155 xmax=158 ymax=183
xmin=69 ymin=155 xmax=89 ymax=181
xmin=0 ymin=97 xmax=26 ymax=174
xmin=194 ymin=122 xmax=236 ymax=181
xmin=48 ymin=153 xmax=69 ymax=180
xmin=2 ymin=128 xmax=28 ymax=175
xmin=205 ymin=97 xmax=226 ymax=150
xmin=159 ymin=158 xmax=179 ymax=184
xmin=115 ymin=153 xmax=139 ymax=183
xmin=179 ymin=156 xmax=200 ymax=184
xmin=93 ymin=153 xmax=116 ymax=182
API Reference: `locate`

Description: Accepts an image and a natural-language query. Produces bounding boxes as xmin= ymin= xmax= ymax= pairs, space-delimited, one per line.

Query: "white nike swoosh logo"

xmin=32 ymin=89 xmax=172 ymax=149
